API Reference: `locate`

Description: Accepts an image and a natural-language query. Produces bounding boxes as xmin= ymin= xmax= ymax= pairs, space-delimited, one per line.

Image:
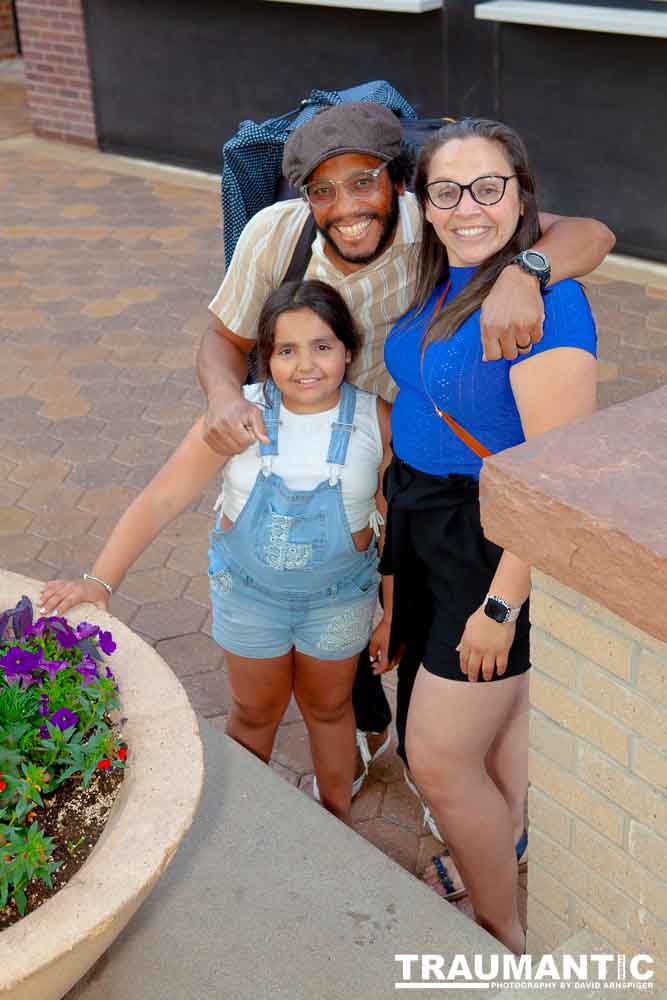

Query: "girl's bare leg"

xmin=407 ymin=668 xmax=527 ymax=955
xmin=293 ymin=650 xmax=358 ymax=822
xmin=224 ymin=649 xmax=295 ymax=763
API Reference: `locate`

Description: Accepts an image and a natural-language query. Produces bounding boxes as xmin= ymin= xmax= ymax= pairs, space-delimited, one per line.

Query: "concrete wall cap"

xmin=480 ymin=386 xmax=667 ymax=643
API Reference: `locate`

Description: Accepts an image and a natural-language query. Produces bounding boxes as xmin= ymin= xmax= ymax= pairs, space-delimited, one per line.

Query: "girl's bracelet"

xmin=82 ymin=572 xmax=113 ymax=596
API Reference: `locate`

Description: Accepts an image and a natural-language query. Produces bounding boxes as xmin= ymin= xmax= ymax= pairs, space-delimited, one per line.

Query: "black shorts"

xmin=381 ymin=456 xmax=531 ymax=683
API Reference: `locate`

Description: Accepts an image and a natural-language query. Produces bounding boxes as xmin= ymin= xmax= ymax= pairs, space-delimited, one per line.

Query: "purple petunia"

xmin=1 ymin=646 xmax=40 ymax=670
xmin=75 ymin=655 xmax=99 ymax=686
xmin=98 ymin=630 xmax=116 ymax=656
xmin=52 ymin=625 xmax=79 ymax=648
xmin=0 ymin=646 xmax=41 ymax=678
xmin=38 ymin=694 xmax=50 ymax=718
xmin=49 ymin=707 xmax=79 ymax=732
xmin=26 ymin=614 xmax=66 ymax=637
xmin=40 ymin=659 xmax=67 ymax=682
xmin=76 ymin=621 xmax=100 ymax=640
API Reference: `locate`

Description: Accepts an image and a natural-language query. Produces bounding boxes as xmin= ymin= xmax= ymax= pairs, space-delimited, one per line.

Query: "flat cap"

xmin=282 ymin=101 xmax=402 ymax=189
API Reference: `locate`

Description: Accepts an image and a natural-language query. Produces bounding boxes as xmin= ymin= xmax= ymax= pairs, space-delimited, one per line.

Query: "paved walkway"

xmin=1 ymin=60 xmax=665 ymax=927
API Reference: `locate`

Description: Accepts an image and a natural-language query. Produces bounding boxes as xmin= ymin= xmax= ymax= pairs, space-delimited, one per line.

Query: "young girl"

xmin=40 ymin=279 xmax=392 ymax=823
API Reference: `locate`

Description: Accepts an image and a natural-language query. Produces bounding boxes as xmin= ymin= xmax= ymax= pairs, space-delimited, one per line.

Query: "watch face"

xmin=524 ymin=251 xmax=548 ymax=272
xmin=484 ymin=597 xmax=508 ymax=624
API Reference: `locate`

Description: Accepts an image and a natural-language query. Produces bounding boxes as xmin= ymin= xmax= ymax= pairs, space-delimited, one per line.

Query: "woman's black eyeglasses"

xmin=425 ymin=174 xmax=517 ymax=210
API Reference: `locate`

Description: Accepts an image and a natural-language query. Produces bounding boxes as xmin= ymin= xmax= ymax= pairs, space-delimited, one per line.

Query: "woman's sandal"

xmin=426 ymin=828 xmax=528 ymax=903
xmin=430 ymin=854 xmax=468 ymax=902
xmin=515 ymin=828 xmax=528 ymax=872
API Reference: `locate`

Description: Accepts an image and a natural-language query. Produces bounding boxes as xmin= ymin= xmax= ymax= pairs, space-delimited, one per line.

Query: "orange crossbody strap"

xmin=432 ymin=408 xmax=492 ymax=459
xmin=426 ymin=279 xmax=492 ymax=460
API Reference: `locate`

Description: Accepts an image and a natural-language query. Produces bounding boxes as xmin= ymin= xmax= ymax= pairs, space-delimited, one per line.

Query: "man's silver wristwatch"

xmin=511 ymin=250 xmax=551 ymax=290
xmin=483 ymin=593 xmax=521 ymax=625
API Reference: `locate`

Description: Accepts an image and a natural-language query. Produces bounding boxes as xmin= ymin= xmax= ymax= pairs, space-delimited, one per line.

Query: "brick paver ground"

xmin=1 ymin=61 xmax=665 ymax=928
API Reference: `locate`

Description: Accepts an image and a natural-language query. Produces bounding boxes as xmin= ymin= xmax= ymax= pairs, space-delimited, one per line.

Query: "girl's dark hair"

xmin=256 ymin=279 xmax=361 ymax=380
xmin=412 ymin=118 xmax=541 ymax=354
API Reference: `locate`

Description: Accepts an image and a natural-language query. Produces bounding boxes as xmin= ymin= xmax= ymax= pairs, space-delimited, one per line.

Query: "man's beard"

xmin=315 ymin=190 xmax=400 ymax=266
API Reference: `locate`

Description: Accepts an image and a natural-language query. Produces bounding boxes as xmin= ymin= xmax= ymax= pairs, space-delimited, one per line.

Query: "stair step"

xmin=68 ymin=719 xmax=499 ymax=1000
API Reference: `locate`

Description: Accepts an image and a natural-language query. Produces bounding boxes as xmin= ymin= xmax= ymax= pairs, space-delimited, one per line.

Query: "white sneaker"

xmin=354 ymin=727 xmax=391 ymax=794
xmin=403 ymin=767 xmax=444 ymax=842
xmin=312 ymin=728 xmax=392 ymax=803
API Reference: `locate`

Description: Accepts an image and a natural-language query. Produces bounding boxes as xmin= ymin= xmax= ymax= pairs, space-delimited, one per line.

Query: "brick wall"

xmin=15 ymin=0 xmax=96 ymax=145
xmin=527 ymin=569 xmax=667 ymax=984
xmin=0 ymin=0 xmax=17 ymax=58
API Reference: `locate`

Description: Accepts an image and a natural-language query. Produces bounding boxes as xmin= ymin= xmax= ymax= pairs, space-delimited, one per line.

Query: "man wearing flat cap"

xmin=207 ymin=103 xmax=419 ymax=403
xmin=197 ymin=101 xmax=614 ymax=794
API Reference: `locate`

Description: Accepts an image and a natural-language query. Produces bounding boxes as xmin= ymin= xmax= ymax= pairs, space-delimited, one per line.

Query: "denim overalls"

xmin=208 ymin=380 xmax=380 ymax=661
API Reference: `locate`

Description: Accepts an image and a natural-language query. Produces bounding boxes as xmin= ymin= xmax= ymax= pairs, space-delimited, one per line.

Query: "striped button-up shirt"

xmin=209 ymin=194 xmax=422 ymax=400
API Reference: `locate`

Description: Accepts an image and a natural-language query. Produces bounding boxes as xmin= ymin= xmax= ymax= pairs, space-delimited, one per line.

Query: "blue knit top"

xmin=385 ymin=267 xmax=597 ymax=479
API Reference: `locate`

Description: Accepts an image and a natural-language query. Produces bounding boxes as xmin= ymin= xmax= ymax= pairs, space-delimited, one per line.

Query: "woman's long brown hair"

xmin=412 ymin=119 xmax=542 ymax=356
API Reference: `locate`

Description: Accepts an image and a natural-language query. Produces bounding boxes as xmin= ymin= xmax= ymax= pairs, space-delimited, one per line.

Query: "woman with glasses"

xmin=369 ymin=118 xmax=598 ymax=953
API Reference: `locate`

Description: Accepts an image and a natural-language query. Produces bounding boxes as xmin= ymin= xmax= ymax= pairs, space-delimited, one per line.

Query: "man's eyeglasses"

xmin=425 ymin=174 xmax=517 ymax=211
xmin=301 ymin=162 xmax=389 ymax=208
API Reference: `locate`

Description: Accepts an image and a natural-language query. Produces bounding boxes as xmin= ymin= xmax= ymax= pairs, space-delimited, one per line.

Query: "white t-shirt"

xmin=219 ymin=384 xmax=383 ymax=532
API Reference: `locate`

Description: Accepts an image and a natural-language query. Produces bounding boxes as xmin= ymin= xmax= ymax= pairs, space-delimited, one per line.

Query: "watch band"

xmin=483 ymin=593 xmax=521 ymax=625
xmin=511 ymin=250 xmax=551 ymax=289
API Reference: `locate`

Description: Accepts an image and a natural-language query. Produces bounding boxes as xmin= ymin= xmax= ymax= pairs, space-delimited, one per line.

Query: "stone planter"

xmin=0 ymin=570 xmax=205 ymax=1000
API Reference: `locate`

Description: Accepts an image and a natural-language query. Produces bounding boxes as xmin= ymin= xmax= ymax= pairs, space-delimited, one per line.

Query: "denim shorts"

xmin=208 ymin=546 xmax=379 ymax=662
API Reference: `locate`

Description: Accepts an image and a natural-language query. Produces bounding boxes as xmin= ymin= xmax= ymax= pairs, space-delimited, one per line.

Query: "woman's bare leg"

xmin=422 ymin=674 xmax=530 ymax=897
xmin=486 ymin=674 xmax=530 ymax=847
xmin=293 ymin=649 xmax=358 ymax=822
xmin=407 ymin=667 xmax=527 ymax=955
xmin=224 ymin=648 xmax=294 ymax=763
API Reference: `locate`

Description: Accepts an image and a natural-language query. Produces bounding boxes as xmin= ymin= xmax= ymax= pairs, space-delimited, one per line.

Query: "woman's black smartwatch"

xmin=511 ymin=250 xmax=551 ymax=290
xmin=483 ymin=594 xmax=521 ymax=625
